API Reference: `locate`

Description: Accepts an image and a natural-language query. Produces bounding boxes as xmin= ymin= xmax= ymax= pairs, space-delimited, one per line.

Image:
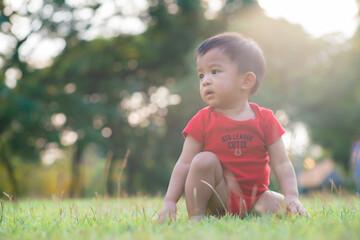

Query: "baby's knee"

xmin=190 ymin=151 xmax=220 ymax=172
xmin=254 ymin=190 xmax=284 ymax=214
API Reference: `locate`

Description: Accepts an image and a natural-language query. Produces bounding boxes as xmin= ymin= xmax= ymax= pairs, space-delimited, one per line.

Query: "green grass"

xmin=0 ymin=194 xmax=359 ymax=240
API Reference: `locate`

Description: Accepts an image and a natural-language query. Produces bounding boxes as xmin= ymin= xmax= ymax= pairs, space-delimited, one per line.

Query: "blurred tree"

xmin=297 ymin=35 xmax=360 ymax=168
xmin=3 ymin=0 xmax=328 ymax=197
xmin=0 ymin=0 xmax=108 ymax=196
xmin=0 ymin=0 xmax=250 ymax=196
xmin=288 ymin=0 xmax=360 ymax=168
xmin=227 ymin=5 xmax=360 ymax=169
xmin=0 ymin=66 xmax=51 ymax=195
xmin=37 ymin=0 xmax=253 ymax=196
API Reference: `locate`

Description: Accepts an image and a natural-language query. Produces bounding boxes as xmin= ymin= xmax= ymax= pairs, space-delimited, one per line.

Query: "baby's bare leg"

xmin=185 ymin=152 xmax=227 ymax=221
xmin=253 ymin=190 xmax=284 ymax=215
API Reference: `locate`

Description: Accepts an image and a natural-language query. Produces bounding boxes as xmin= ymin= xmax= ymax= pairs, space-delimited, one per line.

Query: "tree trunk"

xmin=0 ymin=139 xmax=19 ymax=196
xmin=126 ymin=155 xmax=136 ymax=195
xmin=105 ymin=151 xmax=115 ymax=197
xmin=69 ymin=143 xmax=83 ymax=198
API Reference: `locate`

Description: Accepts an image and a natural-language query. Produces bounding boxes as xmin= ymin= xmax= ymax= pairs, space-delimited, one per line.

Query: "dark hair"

xmin=196 ymin=32 xmax=266 ymax=95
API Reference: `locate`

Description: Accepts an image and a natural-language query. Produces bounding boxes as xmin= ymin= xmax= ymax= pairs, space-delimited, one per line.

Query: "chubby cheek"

xmin=199 ymin=85 xmax=204 ymax=96
xmin=199 ymin=88 xmax=206 ymax=101
xmin=214 ymin=82 xmax=233 ymax=95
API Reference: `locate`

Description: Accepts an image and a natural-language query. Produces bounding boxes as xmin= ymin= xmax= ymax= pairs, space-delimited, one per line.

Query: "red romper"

xmin=182 ymin=103 xmax=285 ymax=216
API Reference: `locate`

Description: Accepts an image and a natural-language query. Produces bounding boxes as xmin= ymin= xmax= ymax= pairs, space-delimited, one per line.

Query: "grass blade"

xmin=201 ymin=180 xmax=227 ymax=213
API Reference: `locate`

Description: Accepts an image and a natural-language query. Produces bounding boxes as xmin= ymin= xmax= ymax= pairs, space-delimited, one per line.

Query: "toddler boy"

xmin=158 ymin=32 xmax=308 ymax=222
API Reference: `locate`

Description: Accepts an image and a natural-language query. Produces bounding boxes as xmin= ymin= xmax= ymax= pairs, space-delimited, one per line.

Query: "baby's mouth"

xmin=205 ymin=90 xmax=215 ymax=97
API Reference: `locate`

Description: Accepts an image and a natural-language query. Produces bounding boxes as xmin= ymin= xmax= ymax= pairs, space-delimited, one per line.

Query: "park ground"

xmin=0 ymin=192 xmax=359 ymax=240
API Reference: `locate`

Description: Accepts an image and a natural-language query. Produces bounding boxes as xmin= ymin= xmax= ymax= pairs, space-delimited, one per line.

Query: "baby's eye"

xmin=199 ymin=73 xmax=204 ymax=79
xmin=212 ymin=70 xmax=219 ymax=74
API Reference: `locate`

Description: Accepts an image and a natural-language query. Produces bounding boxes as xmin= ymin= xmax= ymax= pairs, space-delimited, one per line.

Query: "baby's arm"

xmin=268 ymin=138 xmax=309 ymax=217
xmin=157 ymin=135 xmax=202 ymax=223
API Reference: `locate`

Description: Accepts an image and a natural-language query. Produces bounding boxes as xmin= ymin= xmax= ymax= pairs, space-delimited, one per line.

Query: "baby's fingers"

xmin=287 ymin=201 xmax=298 ymax=215
xmin=157 ymin=209 xmax=170 ymax=223
xmin=287 ymin=201 xmax=309 ymax=217
xmin=157 ymin=211 xmax=166 ymax=223
xmin=157 ymin=210 xmax=176 ymax=223
xmin=297 ymin=204 xmax=310 ymax=218
xmin=169 ymin=210 xmax=177 ymax=221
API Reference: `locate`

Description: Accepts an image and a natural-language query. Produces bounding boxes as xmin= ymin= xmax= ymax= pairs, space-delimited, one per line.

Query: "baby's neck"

xmin=214 ymin=101 xmax=255 ymax=121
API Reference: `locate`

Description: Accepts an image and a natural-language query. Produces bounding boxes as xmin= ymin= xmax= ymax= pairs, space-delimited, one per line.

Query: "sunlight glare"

xmin=51 ymin=113 xmax=67 ymax=129
xmin=201 ymin=0 xmax=226 ymax=19
xmin=5 ymin=68 xmax=22 ymax=89
xmin=60 ymin=130 xmax=78 ymax=146
xmin=64 ymin=83 xmax=77 ymax=94
xmin=121 ymin=86 xmax=182 ymax=127
xmin=258 ymin=0 xmax=358 ymax=39
xmin=101 ymin=127 xmax=112 ymax=138
xmin=283 ymin=122 xmax=310 ymax=156
xmin=19 ymin=35 xmax=66 ymax=68
xmin=40 ymin=142 xmax=64 ymax=165
xmin=303 ymin=157 xmax=316 ymax=170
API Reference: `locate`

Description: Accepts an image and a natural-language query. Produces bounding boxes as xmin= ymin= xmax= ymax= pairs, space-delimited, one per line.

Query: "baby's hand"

xmin=284 ymin=195 xmax=309 ymax=217
xmin=157 ymin=201 xmax=177 ymax=223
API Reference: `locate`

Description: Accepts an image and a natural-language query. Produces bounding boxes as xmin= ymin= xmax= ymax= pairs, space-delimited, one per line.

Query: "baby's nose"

xmin=202 ymin=75 xmax=212 ymax=85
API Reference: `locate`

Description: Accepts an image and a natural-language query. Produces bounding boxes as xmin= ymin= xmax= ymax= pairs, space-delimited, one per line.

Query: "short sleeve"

xmin=182 ymin=110 xmax=206 ymax=145
xmin=263 ymin=110 xmax=286 ymax=146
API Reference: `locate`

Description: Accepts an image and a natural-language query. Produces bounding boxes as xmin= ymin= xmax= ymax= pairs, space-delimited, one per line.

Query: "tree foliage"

xmin=228 ymin=6 xmax=360 ymax=168
xmin=1 ymin=0 xmax=256 ymax=196
xmin=1 ymin=0 xmax=359 ymax=196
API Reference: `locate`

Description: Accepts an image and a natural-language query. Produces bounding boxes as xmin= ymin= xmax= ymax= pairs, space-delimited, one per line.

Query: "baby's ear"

xmin=241 ymin=72 xmax=256 ymax=90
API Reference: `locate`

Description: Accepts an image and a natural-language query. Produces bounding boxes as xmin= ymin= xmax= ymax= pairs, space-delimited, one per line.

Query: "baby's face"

xmin=196 ymin=48 xmax=245 ymax=109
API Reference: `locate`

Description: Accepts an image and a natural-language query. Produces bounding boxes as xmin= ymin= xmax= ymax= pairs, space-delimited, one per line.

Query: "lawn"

xmin=0 ymin=193 xmax=359 ymax=240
